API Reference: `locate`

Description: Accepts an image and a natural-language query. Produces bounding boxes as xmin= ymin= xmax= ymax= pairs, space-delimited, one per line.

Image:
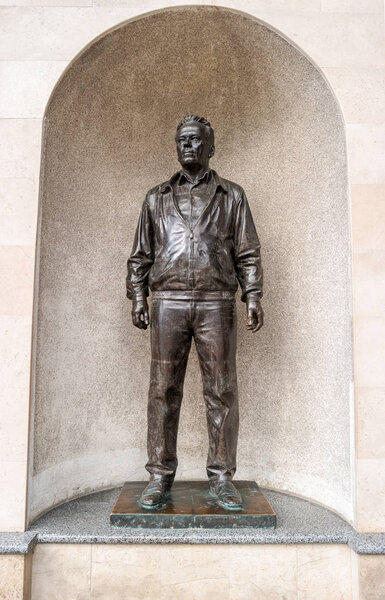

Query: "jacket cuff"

xmin=126 ymin=289 xmax=148 ymax=301
xmin=241 ymin=290 xmax=263 ymax=303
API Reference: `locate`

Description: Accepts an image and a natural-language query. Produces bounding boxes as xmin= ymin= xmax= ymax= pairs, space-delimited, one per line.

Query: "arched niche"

xmin=29 ymin=6 xmax=353 ymax=523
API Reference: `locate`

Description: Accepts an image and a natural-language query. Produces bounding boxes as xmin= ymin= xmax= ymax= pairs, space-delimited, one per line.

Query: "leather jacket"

xmin=126 ymin=169 xmax=263 ymax=302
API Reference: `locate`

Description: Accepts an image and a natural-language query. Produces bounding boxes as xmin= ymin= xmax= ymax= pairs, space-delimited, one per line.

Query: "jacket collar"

xmin=160 ymin=169 xmax=228 ymax=194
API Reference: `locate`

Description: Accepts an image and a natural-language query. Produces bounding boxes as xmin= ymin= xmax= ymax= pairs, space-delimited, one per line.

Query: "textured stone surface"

xmin=31 ymin=6 xmax=352 ymax=522
xmin=1 ymin=488 xmax=385 ymax=555
xmin=22 ymin=488 xmax=385 ymax=554
xmin=0 ymin=532 xmax=36 ymax=555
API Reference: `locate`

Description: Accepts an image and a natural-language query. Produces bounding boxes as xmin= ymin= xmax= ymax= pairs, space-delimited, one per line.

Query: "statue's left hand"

xmin=246 ymin=296 xmax=264 ymax=333
xmin=132 ymin=295 xmax=149 ymax=330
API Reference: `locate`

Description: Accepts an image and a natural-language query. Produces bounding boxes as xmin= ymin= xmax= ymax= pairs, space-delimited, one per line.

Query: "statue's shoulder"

xmin=213 ymin=172 xmax=244 ymax=200
xmin=143 ymin=182 xmax=164 ymax=209
xmin=145 ymin=183 xmax=162 ymax=198
xmin=144 ymin=175 xmax=175 ymax=207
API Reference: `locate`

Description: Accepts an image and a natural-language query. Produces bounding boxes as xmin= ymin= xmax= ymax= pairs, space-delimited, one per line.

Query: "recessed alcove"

xmin=29 ymin=6 xmax=352 ymax=524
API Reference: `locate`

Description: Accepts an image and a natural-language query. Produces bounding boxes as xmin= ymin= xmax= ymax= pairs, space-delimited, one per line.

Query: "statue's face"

xmin=175 ymin=122 xmax=213 ymax=169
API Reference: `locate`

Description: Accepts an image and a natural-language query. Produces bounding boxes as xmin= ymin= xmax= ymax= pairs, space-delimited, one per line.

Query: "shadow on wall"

xmin=29 ymin=6 xmax=352 ymax=524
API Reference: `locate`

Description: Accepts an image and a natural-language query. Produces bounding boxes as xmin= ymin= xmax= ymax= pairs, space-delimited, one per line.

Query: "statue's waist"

xmin=151 ymin=290 xmax=235 ymax=301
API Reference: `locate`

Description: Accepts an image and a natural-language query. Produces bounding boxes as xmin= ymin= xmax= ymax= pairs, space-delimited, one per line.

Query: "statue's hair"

xmin=176 ymin=115 xmax=214 ymax=146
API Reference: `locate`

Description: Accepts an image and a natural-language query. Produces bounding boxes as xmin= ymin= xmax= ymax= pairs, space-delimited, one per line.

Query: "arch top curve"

xmin=31 ymin=4 xmax=352 ymax=525
xmin=44 ymin=4 xmax=345 ymax=126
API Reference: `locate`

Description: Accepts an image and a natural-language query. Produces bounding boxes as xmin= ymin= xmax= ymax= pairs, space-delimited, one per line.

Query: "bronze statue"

xmin=126 ymin=115 xmax=263 ymax=511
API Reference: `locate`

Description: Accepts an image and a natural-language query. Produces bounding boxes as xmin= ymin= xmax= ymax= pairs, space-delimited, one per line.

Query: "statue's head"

xmin=175 ymin=115 xmax=215 ymax=170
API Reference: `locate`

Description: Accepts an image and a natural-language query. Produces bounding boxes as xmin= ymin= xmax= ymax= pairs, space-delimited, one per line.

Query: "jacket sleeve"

xmin=233 ymin=189 xmax=263 ymax=302
xmin=126 ymin=197 xmax=154 ymax=300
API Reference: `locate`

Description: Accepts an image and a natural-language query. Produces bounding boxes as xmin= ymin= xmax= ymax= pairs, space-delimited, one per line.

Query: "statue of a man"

xmin=126 ymin=115 xmax=263 ymax=511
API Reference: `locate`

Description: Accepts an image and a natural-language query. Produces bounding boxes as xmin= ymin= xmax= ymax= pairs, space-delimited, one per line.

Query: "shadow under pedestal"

xmin=110 ymin=481 xmax=276 ymax=529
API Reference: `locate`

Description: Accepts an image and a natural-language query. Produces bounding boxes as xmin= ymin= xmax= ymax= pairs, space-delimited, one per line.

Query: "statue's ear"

xmin=209 ymin=145 xmax=215 ymax=158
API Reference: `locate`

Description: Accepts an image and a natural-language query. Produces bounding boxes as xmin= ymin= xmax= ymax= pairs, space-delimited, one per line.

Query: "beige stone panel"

xmin=159 ymin=545 xmax=230 ymax=600
xmin=252 ymin=0 xmax=322 ymax=7
xmin=0 ymin=0 xmax=32 ymax=3
xmin=0 ymin=318 xmax=31 ymax=527
xmin=1 ymin=6 xmax=385 ymax=66
xmin=323 ymin=67 xmax=385 ymax=124
xmin=0 ymin=246 xmax=35 ymax=316
xmin=0 ymin=387 xmax=30 ymax=463
xmin=93 ymin=0 xmax=205 ymax=10
xmin=353 ymin=251 xmax=385 ymax=316
xmin=356 ymin=458 xmax=385 ymax=531
xmin=359 ymin=554 xmax=385 ymax=600
xmin=23 ymin=554 xmax=32 ymax=600
xmin=353 ymin=317 xmax=385 ymax=387
xmin=91 ymin=544 xmax=161 ymax=600
xmin=0 ymin=316 xmax=32 ymax=390
xmin=356 ymin=387 xmax=385 ymax=459
xmin=0 ymin=62 xmax=67 ymax=119
xmin=0 ymin=554 xmax=28 ymax=600
xmin=352 ymin=550 xmax=360 ymax=600
xmin=347 ymin=125 xmax=385 ymax=184
xmin=32 ymin=543 xmax=91 ymax=600
xmin=0 ymin=461 xmax=27 ymax=531
xmin=0 ymin=6 xmax=152 ymax=60
xmin=31 ymin=0 xmax=92 ymax=5
xmin=90 ymin=544 xmax=299 ymax=600
xmin=244 ymin=11 xmax=385 ymax=68
xmin=229 ymin=544 xmax=297 ymax=600
xmin=321 ymin=0 xmax=384 ymax=12
xmin=297 ymin=544 xmax=352 ymax=599
xmin=351 ymin=185 xmax=385 ymax=250
xmin=95 ymin=0 xmax=321 ymax=10
xmin=0 ymin=0 xmax=92 ymax=5
xmin=0 ymin=119 xmax=42 ymax=180
xmin=0 ymin=178 xmax=38 ymax=247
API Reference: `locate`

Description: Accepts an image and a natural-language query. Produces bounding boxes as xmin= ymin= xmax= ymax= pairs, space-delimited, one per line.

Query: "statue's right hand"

xmin=132 ymin=296 xmax=149 ymax=330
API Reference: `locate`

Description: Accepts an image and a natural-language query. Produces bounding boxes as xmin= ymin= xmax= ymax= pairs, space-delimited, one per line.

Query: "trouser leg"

xmin=193 ymin=299 xmax=239 ymax=481
xmin=145 ymin=298 xmax=192 ymax=480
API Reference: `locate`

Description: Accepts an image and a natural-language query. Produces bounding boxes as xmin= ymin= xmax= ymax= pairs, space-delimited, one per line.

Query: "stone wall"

xmin=29 ymin=6 xmax=352 ymax=522
xmin=30 ymin=543 xmax=354 ymax=600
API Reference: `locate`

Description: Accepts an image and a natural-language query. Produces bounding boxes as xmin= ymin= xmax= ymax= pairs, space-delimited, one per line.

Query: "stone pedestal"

xmin=110 ymin=481 xmax=276 ymax=529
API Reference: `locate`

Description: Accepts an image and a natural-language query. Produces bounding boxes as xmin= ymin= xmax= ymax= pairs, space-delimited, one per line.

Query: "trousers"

xmin=146 ymin=292 xmax=239 ymax=482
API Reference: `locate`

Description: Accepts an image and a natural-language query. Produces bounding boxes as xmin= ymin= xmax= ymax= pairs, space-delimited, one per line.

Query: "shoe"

xmin=210 ymin=480 xmax=243 ymax=511
xmin=139 ymin=478 xmax=172 ymax=510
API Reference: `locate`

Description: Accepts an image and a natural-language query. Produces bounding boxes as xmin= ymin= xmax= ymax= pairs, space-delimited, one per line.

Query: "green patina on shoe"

xmin=209 ymin=480 xmax=243 ymax=511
